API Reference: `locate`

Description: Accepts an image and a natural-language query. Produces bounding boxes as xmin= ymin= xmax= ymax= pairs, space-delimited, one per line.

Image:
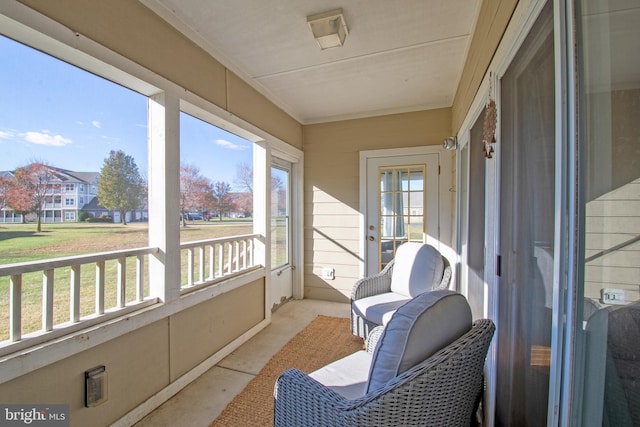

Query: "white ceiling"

xmin=141 ymin=0 xmax=480 ymax=124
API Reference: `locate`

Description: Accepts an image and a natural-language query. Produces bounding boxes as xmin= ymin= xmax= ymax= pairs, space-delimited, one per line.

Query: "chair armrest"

xmin=365 ymin=326 xmax=384 ymax=353
xmin=351 ymin=260 xmax=394 ymax=301
xmin=274 ymin=368 xmax=354 ymax=427
xmin=436 ymin=264 xmax=452 ymax=290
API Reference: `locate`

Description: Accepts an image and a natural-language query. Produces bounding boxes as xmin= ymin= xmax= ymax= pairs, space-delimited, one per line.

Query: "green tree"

xmin=97 ymin=150 xmax=146 ymax=225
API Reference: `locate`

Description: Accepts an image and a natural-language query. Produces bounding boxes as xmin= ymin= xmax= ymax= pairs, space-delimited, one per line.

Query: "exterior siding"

xmin=302 ymin=109 xmax=451 ymax=302
xmin=584 ymin=178 xmax=640 ymax=303
xmin=451 ymin=0 xmax=518 ymax=132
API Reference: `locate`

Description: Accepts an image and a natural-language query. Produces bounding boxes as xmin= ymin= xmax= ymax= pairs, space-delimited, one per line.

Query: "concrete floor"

xmin=134 ymin=299 xmax=351 ymax=427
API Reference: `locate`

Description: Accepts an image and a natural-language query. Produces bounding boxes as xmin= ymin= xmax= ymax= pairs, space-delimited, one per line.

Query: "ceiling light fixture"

xmin=307 ymin=8 xmax=348 ymax=50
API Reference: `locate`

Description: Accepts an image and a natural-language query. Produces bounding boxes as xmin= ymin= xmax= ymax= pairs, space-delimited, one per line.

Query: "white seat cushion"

xmin=309 ymin=350 xmax=372 ymax=400
xmin=366 ymin=290 xmax=472 ymax=393
xmin=390 ymin=243 xmax=445 ymax=297
xmin=351 ymin=292 xmax=410 ymax=325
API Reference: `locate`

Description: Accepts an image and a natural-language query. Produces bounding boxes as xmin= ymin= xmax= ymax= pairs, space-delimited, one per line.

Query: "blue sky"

xmin=0 ymin=35 xmax=252 ymax=190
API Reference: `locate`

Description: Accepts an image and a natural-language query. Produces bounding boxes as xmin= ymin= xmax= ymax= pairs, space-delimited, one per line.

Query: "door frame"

xmin=359 ymin=146 xmax=453 ymax=279
xmin=270 ymin=145 xmax=304 ymax=303
xmin=269 ymin=157 xmax=294 ymax=308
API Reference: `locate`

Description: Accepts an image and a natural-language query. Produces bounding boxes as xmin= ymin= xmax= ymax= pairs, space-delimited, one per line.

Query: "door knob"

xmin=368 ymin=236 xmax=375 ymax=241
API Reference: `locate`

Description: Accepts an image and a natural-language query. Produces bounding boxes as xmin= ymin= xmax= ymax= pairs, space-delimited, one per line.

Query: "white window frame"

xmin=0 ymin=1 xmax=280 ymax=390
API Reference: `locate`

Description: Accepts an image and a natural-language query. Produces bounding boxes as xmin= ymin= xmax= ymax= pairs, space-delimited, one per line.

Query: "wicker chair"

xmin=275 ymin=291 xmax=495 ymax=427
xmin=351 ymin=242 xmax=452 ymax=339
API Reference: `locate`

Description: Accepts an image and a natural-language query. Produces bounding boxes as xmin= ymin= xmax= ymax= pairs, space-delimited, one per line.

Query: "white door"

xmin=270 ymin=158 xmax=293 ymax=307
xmin=364 ymin=151 xmax=440 ymax=276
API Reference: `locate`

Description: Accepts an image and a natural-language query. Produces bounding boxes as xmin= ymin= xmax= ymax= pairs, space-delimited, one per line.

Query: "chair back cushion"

xmin=390 ymin=243 xmax=445 ymax=297
xmin=366 ymin=289 xmax=472 ymax=393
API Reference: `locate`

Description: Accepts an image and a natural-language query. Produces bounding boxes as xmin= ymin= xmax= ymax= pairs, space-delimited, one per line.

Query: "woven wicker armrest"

xmin=436 ymin=262 xmax=453 ymax=291
xmin=350 ymin=260 xmax=394 ymax=301
xmin=365 ymin=326 xmax=384 ymax=353
xmin=274 ymin=368 xmax=353 ymax=427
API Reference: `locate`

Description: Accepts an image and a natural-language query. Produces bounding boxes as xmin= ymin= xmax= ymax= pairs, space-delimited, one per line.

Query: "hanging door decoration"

xmin=483 ymin=99 xmax=497 ymax=158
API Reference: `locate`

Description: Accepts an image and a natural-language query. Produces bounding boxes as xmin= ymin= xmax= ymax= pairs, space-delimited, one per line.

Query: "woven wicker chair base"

xmin=275 ymin=319 xmax=495 ymax=427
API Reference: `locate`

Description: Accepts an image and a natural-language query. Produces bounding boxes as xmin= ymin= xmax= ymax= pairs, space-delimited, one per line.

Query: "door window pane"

xmin=378 ymin=165 xmax=425 ymax=270
xmin=271 ymin=165 xmax=290 ymax=269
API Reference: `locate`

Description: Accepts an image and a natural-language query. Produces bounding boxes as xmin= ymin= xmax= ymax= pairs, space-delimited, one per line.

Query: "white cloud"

xmin=21 ymin=131 xmax=72 ymax=147
xmin=215 ymin=139 xmax=247 ymax=150
xmin=92 ymin=120 xmax=102 ymax=129
xmin=0 ymin=130 xmax=14 ymax=140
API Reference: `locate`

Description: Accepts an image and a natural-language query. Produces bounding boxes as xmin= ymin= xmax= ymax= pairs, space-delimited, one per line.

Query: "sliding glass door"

xmin=572 ymin=0 xmax=640 ymax=425
xmin=495 ymin=3 xmax=555 ymax=425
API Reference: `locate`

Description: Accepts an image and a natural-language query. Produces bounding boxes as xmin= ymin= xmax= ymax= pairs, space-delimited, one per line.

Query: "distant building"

xmin=0 ymin=165 xmax=146 ymax=223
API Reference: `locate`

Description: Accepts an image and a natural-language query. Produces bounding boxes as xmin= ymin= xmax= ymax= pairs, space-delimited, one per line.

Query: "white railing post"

xmin=117 ymin=257 xmax=126 ymax=308
xmin=208 ymin=245 xmax=215 ymax=281
xmin=250 ymin=237 xmax=255 ymax=266
xmin=217 ymin=244 xmax=223 ymax=277
xmin=96 ymin=261 xmax=105 ymax=315
xmin=136 ymin=255 xmax=144 ymax=302
xmin=233 ymin=241 xmax=239 ymax=272
xmin=70 ymin=265 xmax=81 ymax=322
xmin=42 ymin=269 xmax=54 ymax=332
xmin=198 ymin=246 xmax=205 ymax=283
xmin=242 ymin=240 xmax=247 ymax=269
xmin=187 ymin=248 xmax=194 ymax=287
xmin=10 ymin=274 xmax=22 ymax=342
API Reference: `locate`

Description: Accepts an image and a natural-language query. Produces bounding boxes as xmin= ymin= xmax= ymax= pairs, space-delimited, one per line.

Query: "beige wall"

xmin=0 ymin=279 xmax=265 ymax=427
xmin=18 ymin=0 xmax=303 ymax=149
xmin=452 ymin=0 xmax=518 ymax=132
xmin=302 ymin=109 xmax=452 ymax=302
xmin=169 ymin=279 xmax=264 ymax=381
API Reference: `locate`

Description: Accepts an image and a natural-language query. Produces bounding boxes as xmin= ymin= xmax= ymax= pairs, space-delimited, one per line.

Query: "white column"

xmin=148 ymin=92 xmax=181 ymax=303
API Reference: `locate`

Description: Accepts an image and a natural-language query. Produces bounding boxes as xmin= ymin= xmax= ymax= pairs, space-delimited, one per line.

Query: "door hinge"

xmin=438 ymin=165 xmax=441 ymax=175
xmin=496 ymin=255 xmax=502 ymax=277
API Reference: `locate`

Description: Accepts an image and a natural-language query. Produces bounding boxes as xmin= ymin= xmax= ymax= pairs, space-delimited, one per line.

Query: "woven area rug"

xmin=209 ymin=315 xmax=364 ymax=427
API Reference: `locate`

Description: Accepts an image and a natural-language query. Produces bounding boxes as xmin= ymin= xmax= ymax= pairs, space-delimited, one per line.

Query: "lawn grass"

xmin=0 ymin=221 xmax=252 ymax=341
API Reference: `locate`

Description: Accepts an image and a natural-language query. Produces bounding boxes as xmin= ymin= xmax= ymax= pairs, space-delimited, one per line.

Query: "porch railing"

xmin=180 ymin=234 xmax=260 ymax=291
xmin=0 ymin=233 xmax=262 ymax=356
xmin=0 ymin=247 xmax=159 ymax=356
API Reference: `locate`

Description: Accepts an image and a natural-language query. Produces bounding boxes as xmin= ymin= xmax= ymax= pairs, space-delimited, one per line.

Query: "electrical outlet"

xmin=321 ymin=267 xmax=335 ymax=280
xmin=600 ymin=288 xmax=625 ymax=305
